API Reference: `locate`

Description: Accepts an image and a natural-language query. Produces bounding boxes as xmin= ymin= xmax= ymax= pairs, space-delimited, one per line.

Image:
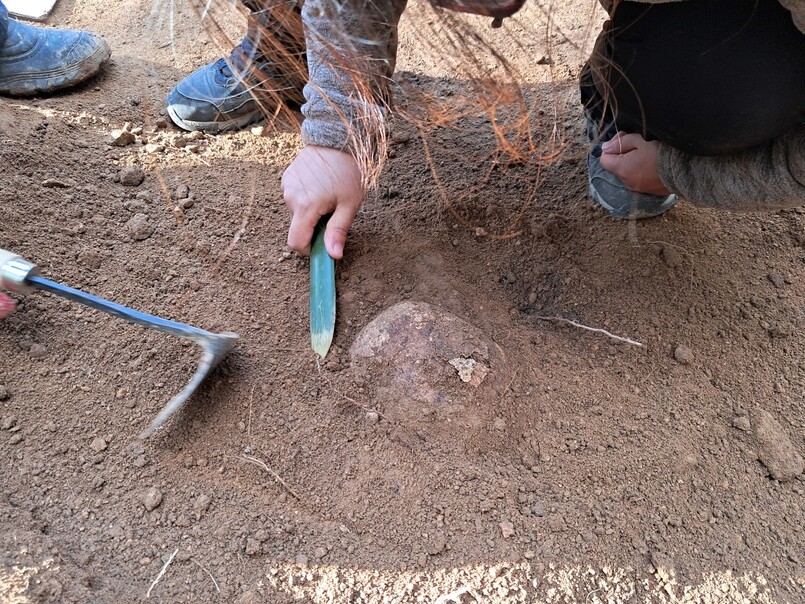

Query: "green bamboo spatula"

xmin=310 ymin=217 xmax=335 ymax=358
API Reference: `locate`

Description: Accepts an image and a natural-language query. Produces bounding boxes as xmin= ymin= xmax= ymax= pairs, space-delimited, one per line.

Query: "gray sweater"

xmin=299 ymin=0 xmax=804 ymax=210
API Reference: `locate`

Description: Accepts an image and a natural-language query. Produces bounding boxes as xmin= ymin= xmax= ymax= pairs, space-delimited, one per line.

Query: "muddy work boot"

xmin=0 ymin=4 xmax=110 ymax=96
xmin=166 ymin=2 xmax=307 ymax=134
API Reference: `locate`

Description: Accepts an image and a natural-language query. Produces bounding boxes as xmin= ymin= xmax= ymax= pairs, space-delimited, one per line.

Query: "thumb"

xmin=325 ymin=203 xmax=358 ymax=260
xmin=602 ymin=132 xmax=643 ymax=155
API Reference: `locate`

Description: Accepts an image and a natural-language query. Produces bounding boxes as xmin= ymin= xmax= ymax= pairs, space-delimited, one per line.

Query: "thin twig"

xmin=191 ymin=558 xmax=220 ymax=594
xmin=535 ymin=316 xmax=644 ymax=347
xmin=239 ymin=454 xmax=303 ymax=501
xmin=146 ymin=548 xmax=179 ymax=598
xmin=435 ymin=585 xmax=482 ymax=604
xmin=247 ymin=384 xmax=255 ymax=437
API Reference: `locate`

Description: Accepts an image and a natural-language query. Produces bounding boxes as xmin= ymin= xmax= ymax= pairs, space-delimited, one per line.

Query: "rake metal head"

xmin=138 ymin=331 xmax=239 ymax=439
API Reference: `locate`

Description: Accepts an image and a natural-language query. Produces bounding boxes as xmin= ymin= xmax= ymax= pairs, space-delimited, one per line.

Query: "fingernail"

xmin=332 ymin=242 xmax=343 ymax=258
xmin=601 ymin=141 xmax=613 ymax=152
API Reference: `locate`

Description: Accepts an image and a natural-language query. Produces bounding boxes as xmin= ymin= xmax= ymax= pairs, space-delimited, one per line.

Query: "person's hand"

xmin=282 ymin=145 xmax=364 ymax=259
xmin=0 ymin=292 xmax=15 ymax=319
xmin=600 ymin=132 xmax=672 ymax=197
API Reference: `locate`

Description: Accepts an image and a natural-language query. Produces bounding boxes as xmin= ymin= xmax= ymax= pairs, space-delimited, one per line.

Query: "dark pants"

xmin=581 ymin=0 xmax=805 ymax=156
xmin=240 ymin=0 xmax=305 ymax=58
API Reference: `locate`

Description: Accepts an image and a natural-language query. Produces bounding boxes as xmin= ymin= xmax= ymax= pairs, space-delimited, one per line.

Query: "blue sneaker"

xmin=166 ymin=14 xmax=306 ymax=134
xmin=587 ymin=142 xmax=677 ymax=220
xmin=585 ymin=114 xmax=676 ymax=220
xmin=0 ymin=9 xmax=110 ymax=96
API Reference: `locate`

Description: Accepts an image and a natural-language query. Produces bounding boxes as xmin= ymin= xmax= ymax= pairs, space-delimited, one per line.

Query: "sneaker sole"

xmin=166 ymin=105 xmax=264 ymax=134
xmin=0 ymin=44 xmax=111 ymax=96
xmin=589 ymin=183 xmax=677 ymax=220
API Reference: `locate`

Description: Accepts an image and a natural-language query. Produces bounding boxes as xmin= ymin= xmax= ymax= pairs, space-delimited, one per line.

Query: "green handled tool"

xmin=310 ymin=217 xmax=336 ymax=358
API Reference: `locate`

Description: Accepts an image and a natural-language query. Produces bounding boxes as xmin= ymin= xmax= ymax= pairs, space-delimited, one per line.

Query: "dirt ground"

xmin=1 ymin=1 xmax=804 ymax=602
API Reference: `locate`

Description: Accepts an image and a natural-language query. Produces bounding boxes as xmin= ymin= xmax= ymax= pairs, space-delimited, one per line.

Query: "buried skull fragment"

xmin=349 ymin=301 xmax=511 ymax=448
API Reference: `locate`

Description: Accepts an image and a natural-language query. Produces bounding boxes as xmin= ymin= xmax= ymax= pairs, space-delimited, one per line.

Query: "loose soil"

xmin=1 ymin=1 xmax=803 ymax=603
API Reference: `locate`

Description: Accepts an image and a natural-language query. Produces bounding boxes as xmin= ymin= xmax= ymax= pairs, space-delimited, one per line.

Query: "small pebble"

xmin=0 ymin=385 xmax=9 ymax=401
xmin=41 ymin=178 xmax=71 ymax=188
xmin=140 ymin=487 xmax=163 ymax=511
xmin=125 ymin=213 xmax=154 ymax=241
xmin=123 ymin=199 xmax=147 ymax=213
xmin=366 ymin=411 xmax=379 ymax=424
xmin=314 ymin=547 xmax=328 ymax=559
xmin=674 ymin=345 xmax=694 ymax=365
xmin=245 ymin=538 xmax=262 ymax=556
xmin=427 ymin=535 xmax=446 ymax=556
xmin=732 ymin=416 xmax=751 ymax=431
xmin=753 ymin=408 xmax=804 ymax=481
xmin=767 ymin=272 xmax=786 ymax=289
xmin=173 ymin=184 xmax=189 ymax=200
xmin=9 ymin=433 xmax=23 ymax=445
xmin=194 ymin=494 xmax=212 ymax=515
xmin=392 ymin=130 xmax=411 ymax=144
xmin=89 ymin=437 xmax=108 ymax=453
xmin=500 ymin=520 xmax=515 ymax=539
xmin=110 ymin=130 xmax=135 ymax=147
xmin=120 ymin=167 xmax=145 ymax=186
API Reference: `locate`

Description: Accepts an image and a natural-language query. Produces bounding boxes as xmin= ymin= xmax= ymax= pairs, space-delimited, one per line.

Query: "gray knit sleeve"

xmin=657 ymin=126 xmax=805 ymax=211
xmin=300 ymin=0 xmax=407 ymax=156
xmin=778 ymin=0 xmax=805 ymax=33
